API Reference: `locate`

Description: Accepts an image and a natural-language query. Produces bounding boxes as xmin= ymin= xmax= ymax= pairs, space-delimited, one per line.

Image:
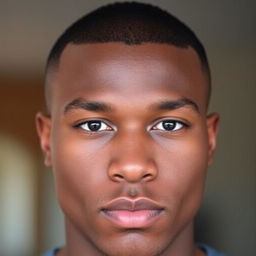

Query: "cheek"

xmin=50 ymin=130 xmax=111 ymax=219
xmin=51 ymin=124 xmax=113 ymax=183
xmin=155 ymin=131 xmax=209 ymax=215
xmin=154 ymin=125 xmax=209 ymax=183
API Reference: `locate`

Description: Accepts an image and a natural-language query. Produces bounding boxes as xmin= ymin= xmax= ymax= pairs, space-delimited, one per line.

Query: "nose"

xmin=108 ymin=136 xmax=158 ymax=183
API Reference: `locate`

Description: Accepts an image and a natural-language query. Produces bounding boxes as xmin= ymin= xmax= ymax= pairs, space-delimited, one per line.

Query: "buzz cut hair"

xmin=45 ymin=1 xmax=211 ymax=107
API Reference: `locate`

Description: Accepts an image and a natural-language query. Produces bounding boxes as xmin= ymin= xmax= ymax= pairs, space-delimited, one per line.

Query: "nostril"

xmin=142 ymin=173 xmax=153 ymax=181
xmin=113 ymin=173 xmax=124 ymax=181
xmin=108 ymin=161 xmax=158 ymax=183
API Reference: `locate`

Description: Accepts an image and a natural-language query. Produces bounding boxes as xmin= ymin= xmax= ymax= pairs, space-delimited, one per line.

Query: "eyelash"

xmin=74 ymin=119 xmax=189 ymax=133
xmin=151 ymin=119 xmax=189 ymax=132
xmin=74 ymin=120 xmax=113 ymax=132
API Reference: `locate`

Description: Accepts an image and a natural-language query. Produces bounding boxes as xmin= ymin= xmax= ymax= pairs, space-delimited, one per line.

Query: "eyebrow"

xmin=152 ymin=98 xmax=199 ymax=113
xmin=64 ymin=98 xmax=113 ymax=113
xmin=64 ymin=97 xmax=199 ymax=114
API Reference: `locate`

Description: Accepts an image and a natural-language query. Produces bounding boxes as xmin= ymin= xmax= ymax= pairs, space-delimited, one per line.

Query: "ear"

xmin=35 ymin=112 xmax=52 ymax=166
xmin=206 ymin=112 xmax=220 ymax=166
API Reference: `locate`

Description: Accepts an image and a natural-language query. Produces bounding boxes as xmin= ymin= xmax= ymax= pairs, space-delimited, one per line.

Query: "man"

xmin=37 ymin=2 xmax=225 ymax=256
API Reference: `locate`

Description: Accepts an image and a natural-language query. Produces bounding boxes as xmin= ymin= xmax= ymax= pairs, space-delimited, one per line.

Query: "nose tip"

xmin=108 ymin=161 xmax=157 ymax=183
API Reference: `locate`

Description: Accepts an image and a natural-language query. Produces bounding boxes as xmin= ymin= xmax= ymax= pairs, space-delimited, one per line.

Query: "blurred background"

xmin=1 ymin=0 xmax=255 ymax=256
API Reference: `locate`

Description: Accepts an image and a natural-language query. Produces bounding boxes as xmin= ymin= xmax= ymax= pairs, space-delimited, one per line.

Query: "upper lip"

xmin=102 ymin=197 xmax=164 ymax=211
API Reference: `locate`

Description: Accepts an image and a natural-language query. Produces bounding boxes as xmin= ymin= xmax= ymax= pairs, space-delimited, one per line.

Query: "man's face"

xmin=37 ymin=43 xmax=218 ymax=256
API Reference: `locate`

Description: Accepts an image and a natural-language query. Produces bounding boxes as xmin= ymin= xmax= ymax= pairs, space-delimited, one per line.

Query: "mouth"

xmin=101 ymin=197 xmax=164 ymax=229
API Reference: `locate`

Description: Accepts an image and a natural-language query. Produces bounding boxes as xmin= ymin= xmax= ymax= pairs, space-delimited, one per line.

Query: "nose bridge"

xmin=108 ymin=131 xmax=158 ymax=183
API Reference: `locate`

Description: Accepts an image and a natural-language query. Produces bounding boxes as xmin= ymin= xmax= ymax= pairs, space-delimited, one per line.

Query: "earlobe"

xmin=206 ymin=112 xmax=220 ymax=166
xmin=35 ymin=112 xmax=52 ymax=166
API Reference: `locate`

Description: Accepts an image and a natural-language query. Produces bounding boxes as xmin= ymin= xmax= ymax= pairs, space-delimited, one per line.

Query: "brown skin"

xmin=36 ymin=43 xmax=219 ymax=256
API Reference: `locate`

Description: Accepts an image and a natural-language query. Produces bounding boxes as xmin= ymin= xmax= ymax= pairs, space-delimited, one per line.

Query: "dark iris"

xmin=163 ymin=120 xmax=176 ymax=130
xmin=88 ymin=121 xmax=101 ymax=131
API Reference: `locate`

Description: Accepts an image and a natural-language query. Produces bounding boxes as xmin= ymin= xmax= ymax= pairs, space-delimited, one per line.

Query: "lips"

xmin=101 ymin=197 xmax=164 ymax=228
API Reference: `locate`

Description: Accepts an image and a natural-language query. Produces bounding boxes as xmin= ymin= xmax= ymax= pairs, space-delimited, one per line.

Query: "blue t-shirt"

xmin=43 ymin=244 xmax=227 ymax=256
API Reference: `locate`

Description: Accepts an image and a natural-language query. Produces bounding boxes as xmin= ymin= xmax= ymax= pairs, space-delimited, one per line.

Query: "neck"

xmin=58 ymin=218 xmax=204 ymax=256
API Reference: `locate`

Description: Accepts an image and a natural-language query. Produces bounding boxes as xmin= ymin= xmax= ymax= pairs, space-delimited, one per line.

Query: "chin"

xmin=96 ymin=232 xmax=167 ymax=256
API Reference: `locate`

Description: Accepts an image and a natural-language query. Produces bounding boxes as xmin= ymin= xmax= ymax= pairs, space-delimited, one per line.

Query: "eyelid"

xmin=73 ymin=118 xmax=115 ymax=131
xmin=149 ymin=118 xmax=190 ymax=131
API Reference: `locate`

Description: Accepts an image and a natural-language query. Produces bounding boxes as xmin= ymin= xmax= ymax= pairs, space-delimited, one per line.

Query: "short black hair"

xmin=46 ymin=2 xmax=211 ymax=106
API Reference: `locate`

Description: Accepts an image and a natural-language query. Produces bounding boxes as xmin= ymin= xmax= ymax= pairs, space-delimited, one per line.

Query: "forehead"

xmin=49 ymin=42 xmax=208 ymax=113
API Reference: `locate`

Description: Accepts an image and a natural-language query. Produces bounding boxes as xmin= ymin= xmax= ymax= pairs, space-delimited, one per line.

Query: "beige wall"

xmin=1 ymin=1 xmax=255 ymax=255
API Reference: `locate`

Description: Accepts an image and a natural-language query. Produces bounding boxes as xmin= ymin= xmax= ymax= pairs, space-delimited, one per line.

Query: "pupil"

xmin=88 ymin=121 xmax=101 ymax=131
xmin=163 ymin=121 xmax=175 ymax=130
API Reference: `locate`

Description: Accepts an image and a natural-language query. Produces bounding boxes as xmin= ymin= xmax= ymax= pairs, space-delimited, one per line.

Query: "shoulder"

xmin=43 ymin=245 xmax=227 ymax=256
xmin=42 ymin=248 xmax=60 ymax=256
xmin=198 ymin=243 xmax=227 ymax=256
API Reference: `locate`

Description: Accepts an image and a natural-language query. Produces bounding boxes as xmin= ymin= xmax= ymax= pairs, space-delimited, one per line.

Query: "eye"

xmin=77 ymin=120 xmax=112 ymax=132
xmin=152 ymin=120 xmax=186 ymax=132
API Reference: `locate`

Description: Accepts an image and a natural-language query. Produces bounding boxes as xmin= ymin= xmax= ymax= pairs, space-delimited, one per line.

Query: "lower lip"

xmin=102 ymin=209 xmax=163 ymax=228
